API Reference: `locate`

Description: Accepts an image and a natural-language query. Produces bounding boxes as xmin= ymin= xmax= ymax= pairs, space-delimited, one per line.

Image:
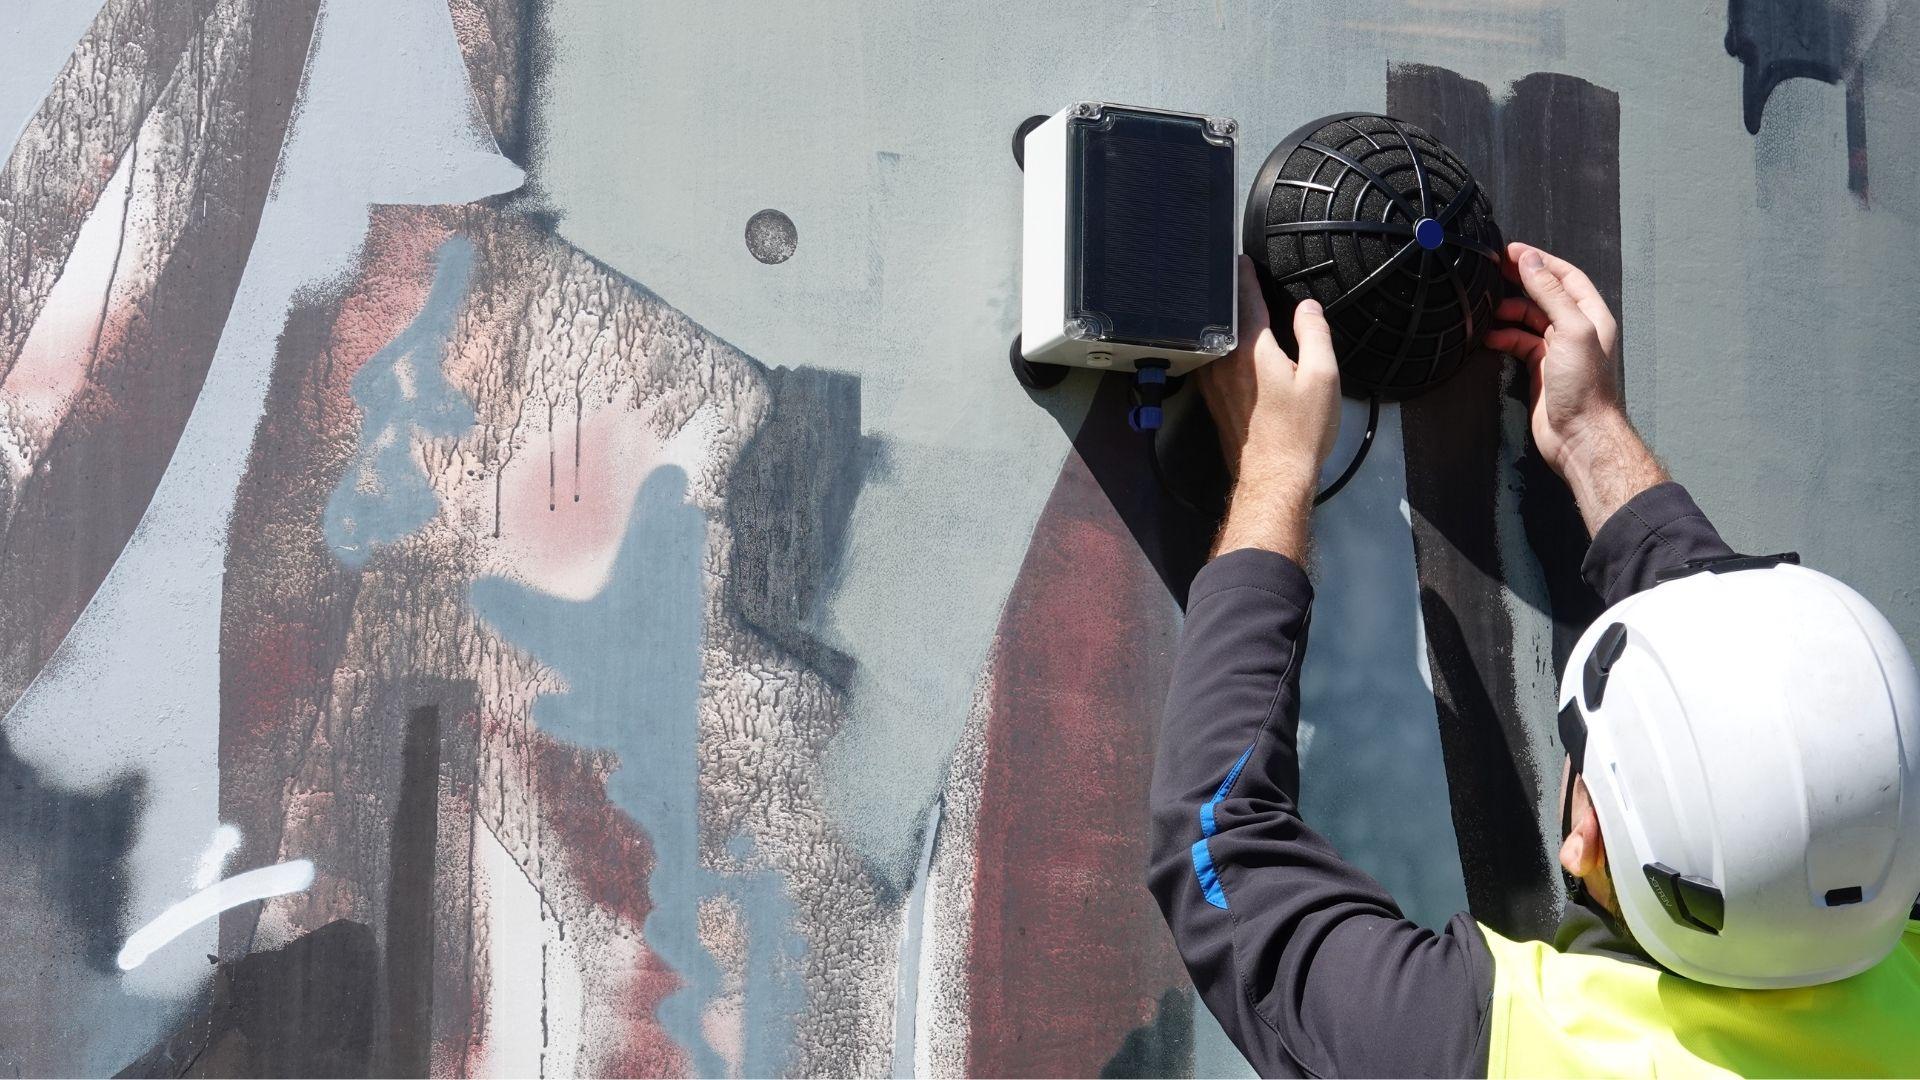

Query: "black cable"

xmin=1311 ymin=394 xmax=1380 ymax=506
xmin=1145 ymin=394 xmax=1381 ymax=516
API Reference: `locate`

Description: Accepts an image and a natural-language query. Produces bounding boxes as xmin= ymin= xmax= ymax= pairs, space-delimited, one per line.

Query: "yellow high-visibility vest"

xmin=1480 ymin=921 xmax=1920 ymax=1077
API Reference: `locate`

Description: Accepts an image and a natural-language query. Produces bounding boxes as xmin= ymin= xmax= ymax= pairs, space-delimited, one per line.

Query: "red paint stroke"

xmin=531 ymin=732 xmax=687 ymax=1078
xmin=224 ymin=208 xmax=451 ymax=742
xmin=965 ymin=448 xmax=1189 ymax=1077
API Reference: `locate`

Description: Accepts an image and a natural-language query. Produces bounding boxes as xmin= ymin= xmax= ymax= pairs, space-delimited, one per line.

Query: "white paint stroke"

xmin=890 ymin=796 xmax=941 ymax=1079
xmin=0 ymin=139 xmax=138 ymax=481
xmin=117 ymin=860 xmax=314 ymax=972
xmin=476 ymin=819 xmax=583 ymax=1080
xmin=192 ymin=824 xmax=243 ymax=890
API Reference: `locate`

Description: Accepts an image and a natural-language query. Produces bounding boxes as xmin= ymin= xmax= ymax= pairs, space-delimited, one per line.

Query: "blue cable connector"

xmin=1129 ymin=361 xmax=1170 ymax=432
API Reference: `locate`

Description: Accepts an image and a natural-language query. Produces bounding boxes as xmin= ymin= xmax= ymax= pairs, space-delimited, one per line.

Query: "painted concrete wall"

xmin=0 ymin=0 xmax=1915 ymax=1075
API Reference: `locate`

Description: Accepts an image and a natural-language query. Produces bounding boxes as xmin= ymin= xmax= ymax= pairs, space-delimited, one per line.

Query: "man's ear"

xmin=1558 ymin=775 xmax=1605 ymax=879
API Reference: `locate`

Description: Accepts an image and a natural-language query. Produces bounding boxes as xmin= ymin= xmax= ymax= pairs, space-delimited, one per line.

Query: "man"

xmin=1149 ymin=242 xmax=1920 ymax=1077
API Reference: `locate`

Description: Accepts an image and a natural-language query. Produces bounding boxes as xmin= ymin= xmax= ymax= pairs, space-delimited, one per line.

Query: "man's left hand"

xmin=1198 ymin=255 xmax=1343 ymax=560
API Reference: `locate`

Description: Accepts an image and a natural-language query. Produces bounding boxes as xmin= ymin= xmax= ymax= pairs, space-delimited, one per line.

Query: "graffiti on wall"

xmin=2 ymin=0 xmax=1918 ymax=1076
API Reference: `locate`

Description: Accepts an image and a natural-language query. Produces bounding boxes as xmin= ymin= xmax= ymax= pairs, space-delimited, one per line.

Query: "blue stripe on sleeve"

xmin=1191 ymin=742 xmax=1256 ymax=908
xmin=1200 ymin=743 xmax=1255 ymax=839
xmin=1191 ymin=839 xmax=1228 ymax=909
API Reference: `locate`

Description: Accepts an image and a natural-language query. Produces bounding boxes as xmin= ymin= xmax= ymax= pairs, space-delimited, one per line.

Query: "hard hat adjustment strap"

xmin=1557 ymin=699 xmax=1594 ymax=911
xmin=1563 ymin=622 xmax=1733 ymax=937
xmin=1652 ymin=550 xmax=1800 ymax=584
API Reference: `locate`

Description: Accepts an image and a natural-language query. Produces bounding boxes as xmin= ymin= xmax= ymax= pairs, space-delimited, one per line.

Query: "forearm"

xmin=1556 ymin=410 xmax=1741 ymax=605
xmin=1559 ymin=410 xmax=1669 ymax=538
xmin=1213 ymin=471 xmax=1314 ymax=562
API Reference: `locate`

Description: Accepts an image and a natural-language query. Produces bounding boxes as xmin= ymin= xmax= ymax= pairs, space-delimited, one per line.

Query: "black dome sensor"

xmin=1244 ymin=113 xmax=1503 ymax=400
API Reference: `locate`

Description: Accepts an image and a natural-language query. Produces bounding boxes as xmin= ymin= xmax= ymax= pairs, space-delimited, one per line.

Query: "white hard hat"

xmin=1558 ymin=552 xmax=1920 ymax=988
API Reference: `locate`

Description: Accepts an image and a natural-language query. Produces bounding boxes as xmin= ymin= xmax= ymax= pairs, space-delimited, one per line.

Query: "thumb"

xmin=1291 ymin=299 xmax=1339 ymax=384
xmin=1516 ymin=246 xmax=1590 ymax=332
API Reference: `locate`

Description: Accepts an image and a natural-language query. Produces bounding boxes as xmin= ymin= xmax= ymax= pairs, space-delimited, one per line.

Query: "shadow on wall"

xmin=1027 ymin=372 xmax=1223 ymax=610
xmin=120 ymin=920 xmax=379 ymax=1078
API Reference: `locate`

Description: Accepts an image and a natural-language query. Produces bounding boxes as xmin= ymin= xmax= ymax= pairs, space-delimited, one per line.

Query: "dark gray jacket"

xmin=1148 ymin=482 xmax=1735 ymax=1078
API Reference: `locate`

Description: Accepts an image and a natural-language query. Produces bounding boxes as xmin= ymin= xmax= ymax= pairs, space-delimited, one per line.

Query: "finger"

xmin=1514 ymin=247 xmax=1593 ymax=335
xmin=1238 ymin=263 xmax=1293 ymax=376
xmin=1291 ymin=298 xmax=1339 ymax=385
xmin=1494 ymin=295 xmax=1550 ymax=335
xmin=1501 ymin=241 xmax=1530 ymax=285
xmin=1530 ymin=249 xmax=1617 ymax=342
xmin=1530 ymin=248 xmax=1602 ymax=306
xmin=1236 ymin=255 xmax=1272 ymax=348
xmin=1510 ymin=243 xmax=1616 ymax=343
xmin=1197 ymin=346 xmax=1248 ymax=407
xmin=1484 ymin=326 xmax=1547 ymax=365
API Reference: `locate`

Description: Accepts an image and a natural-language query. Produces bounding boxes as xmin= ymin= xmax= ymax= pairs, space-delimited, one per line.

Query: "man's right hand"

xmin=1485 ymin=242 xmax=1667 ymax=537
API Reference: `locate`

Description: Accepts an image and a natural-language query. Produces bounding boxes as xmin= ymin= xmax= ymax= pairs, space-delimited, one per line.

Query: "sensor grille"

xmin=1244 ymin=113 xmax=1503 ymax=400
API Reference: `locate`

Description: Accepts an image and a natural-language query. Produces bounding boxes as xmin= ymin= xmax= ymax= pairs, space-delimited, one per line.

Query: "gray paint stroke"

xmin=0 ymin=2 xmax=101 ymax=159
xmin=324 ymin=234 xmax=480 ymax=567
xmin=470 ymin=465 xmax=805 ymax=1079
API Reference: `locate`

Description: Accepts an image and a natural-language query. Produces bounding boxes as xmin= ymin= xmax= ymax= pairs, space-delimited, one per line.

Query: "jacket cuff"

xmin=1189 ymin=547 xmax=1314 ymax=612
xmin=1581 ymin=481 xmax=1733 ymax=606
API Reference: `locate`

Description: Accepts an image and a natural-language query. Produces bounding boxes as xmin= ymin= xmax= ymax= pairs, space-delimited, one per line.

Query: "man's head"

xmin=1557 ymin=555 xmax=1920 ymax=988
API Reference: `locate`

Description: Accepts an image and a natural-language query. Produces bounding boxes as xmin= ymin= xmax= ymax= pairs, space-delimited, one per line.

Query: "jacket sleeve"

xmin=1580 ymin=481 xmax=1736 ymax=605
xmin=1148 ymin=547 xmax=1493 ymax=1079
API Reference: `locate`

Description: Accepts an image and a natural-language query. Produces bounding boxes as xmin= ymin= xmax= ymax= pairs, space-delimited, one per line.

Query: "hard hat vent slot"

xmin=1583 ymin=622 xmax=1629 ymax=710
xmin=1824 ymin=885 xmax=1865 ymax=907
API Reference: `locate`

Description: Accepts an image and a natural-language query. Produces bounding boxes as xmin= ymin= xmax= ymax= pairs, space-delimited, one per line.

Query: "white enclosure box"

xmin=1019 ymin=102 xmax=1238 ymax=377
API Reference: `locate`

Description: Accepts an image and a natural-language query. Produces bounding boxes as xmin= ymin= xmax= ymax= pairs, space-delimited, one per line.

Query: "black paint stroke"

xmin=1387 ymin=72 xmax=1543 ymax=938
xmin=382 ymin=704 xmax=440 ymax=1078
xmin=0 ymin=728 xmax=144 ymax=974
xmin=725 ymin=366 xmax=866 ymax=687
xmin=1390 ymin=63 xmax=1624 ymax=940
xmin=506 ymin=0 xmax=554 ymax=170
xmin=1499 ymin=72 xmax=1621 ymax=677
xmin=1846 ymin=66 xmax=1870 ymax=199
xmin=1727 ymin=0 xmax=1855 ymax=134
xmin=1726 ymin=0 xmax=1880 ymax=196
xmin=117 ymin=919 xmax=378 ymax=1079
